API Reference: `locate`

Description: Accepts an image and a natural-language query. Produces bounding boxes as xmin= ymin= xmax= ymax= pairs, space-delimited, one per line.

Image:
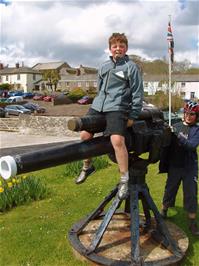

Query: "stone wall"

xmin=18 ymin=115 xmax=80 ymax=137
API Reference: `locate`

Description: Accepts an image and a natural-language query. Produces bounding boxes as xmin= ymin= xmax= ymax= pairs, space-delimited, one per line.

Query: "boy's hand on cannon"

xmin=127 ymin=119 xmax=134 ymax=127
xmin=171 ymin=123 xmax=189 ymax=139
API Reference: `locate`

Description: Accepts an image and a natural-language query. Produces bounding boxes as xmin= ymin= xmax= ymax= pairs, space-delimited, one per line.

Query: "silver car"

xmin=5 ymin=104 xmax=31 ymax=116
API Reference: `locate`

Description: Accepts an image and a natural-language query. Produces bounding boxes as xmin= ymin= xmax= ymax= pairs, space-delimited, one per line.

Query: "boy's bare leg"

xmin=111 ymin=135 xmax=129 ymax=199
xmin=75 ymin=131 xmax=95 ymax=184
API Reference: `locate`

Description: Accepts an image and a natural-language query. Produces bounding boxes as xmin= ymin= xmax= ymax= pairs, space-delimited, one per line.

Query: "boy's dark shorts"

xmin=87 ymin=108 xmax=128 ymax=136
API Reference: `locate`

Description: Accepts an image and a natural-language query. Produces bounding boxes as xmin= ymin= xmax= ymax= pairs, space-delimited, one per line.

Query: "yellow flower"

xmin=22 ymin=175 xmax=27 ymax=180
xmin=0 ymin=180 xmax=2 ymax=186
xmin=12 ymin=178 xmax=16 ymax=183
xmin=7 ymin=182 xmax=13 ymax=188
xmin=16 ymin=179 xmax=21 ymax=184
xmin=0 ymin=187 xmax=4 ymax=193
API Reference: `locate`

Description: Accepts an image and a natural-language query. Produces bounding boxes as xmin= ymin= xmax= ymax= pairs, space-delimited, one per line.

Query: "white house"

xmin=173 ymin=74 xmax=199 ymax=100
xmin=0 ymin=63 xmax=42 ymax=92
xmin=143 ymin=74 xmax=199 ymax=99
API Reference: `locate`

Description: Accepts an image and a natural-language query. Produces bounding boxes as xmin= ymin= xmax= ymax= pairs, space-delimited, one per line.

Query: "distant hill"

xmin=129 ymin=55 xmax=199 ymax=75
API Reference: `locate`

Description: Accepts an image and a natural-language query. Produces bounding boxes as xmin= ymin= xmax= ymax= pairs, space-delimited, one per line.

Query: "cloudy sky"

xmin=0 ymin=0 xmax=198 ymax=68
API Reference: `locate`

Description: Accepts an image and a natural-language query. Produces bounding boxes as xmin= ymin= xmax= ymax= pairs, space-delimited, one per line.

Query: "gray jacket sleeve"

xmin=128 ymin=65 xmax=144 ymax=120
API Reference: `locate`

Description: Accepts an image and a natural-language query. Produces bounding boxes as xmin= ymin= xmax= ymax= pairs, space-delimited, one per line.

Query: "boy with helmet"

xmin=161 ymin=101 xmax=199 ymax=236
xmin=75 ymin=33 xmax=143 ymax=200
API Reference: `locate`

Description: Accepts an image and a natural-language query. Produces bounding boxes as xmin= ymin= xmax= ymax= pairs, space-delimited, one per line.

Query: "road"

xmin=0 ymin=131 xmax=79 ymax=157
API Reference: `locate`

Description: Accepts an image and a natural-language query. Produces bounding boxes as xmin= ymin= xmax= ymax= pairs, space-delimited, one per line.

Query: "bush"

xmin=68 ymin=87 xmax=85 ymax=102
xmin=0 ymin=175 xmax=49 ymax=212
xmin=63 ymin=156 xmax=110 ymax=177
xmin=87 ymin=86 xmax=97 ymax=98
xmin=148 ymin=91 xmax=184 ymax=112
xmin=0 ymin=83 xmax=11 ymax=90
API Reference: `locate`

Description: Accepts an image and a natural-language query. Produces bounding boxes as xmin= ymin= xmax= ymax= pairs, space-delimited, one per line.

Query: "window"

xmin=190 ymin=92 xmax=195 ymax=98
xmin=6 ymin=75 xmax=8 ymax=81
xmin=86 ymin=82 xmax=89 ymax=87
xmin=181 ymin=82 xmax=185 ymax=87
xmin=17 ymin=74 xmax=20 ymax=80
xmin=144 ymin=82 xmax=148 ymax=87
xmin=33 ymin=74 xmax=36 ymax=80
xmin=77 ymin=82 xmax=81 ymax=87
xmin=93 ymin=81 xmax=97 ymax=87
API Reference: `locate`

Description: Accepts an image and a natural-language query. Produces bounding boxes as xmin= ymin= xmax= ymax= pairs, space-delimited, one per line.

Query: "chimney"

xmin=16 ymin=63 xmax=20 ymax=68
xmin=0 ymin=63 xmax=3 ymax=70
xmin=76 ymin=69 xmax=80 ymax=76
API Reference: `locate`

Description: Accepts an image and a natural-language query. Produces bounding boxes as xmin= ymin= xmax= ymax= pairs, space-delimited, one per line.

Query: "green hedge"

xmin=68 ymin=87 xmax=85 ymax=102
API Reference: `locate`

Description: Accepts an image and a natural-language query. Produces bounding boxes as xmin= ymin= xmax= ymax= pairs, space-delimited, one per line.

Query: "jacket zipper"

xmin=101 ymin=63 xmax=116 ymax=112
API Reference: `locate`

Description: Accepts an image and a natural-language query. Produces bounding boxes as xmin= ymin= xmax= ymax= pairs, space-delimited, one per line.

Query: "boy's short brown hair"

xmin=108 ymin=33 xmax=128 ymax=49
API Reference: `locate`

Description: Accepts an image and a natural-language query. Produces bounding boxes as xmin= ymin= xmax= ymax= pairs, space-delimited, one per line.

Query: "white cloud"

xmin=1 ymin=0 xmax=198 ymax=67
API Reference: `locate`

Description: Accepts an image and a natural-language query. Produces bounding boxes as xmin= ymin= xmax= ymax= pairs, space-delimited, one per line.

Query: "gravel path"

xmin=30 ymin=101 xmax=90 ymax=117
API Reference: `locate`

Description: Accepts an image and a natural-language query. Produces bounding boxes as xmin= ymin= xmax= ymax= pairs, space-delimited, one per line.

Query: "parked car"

xmin=0 ymin=98 xmax=8 ymax=103
xmin=6 ymin=96 xmax=24 ymax=103
xmin=5 ymin=105 xmax=31 ymax=116
xmin=43 ymin=95 xmax=56 ymax=102
xmin=0 ymin=107 xmax=6 ymax=118
xmin=33 ymin=94 xmax=45 ymax=101
xmin=163 ymin=111 xmax=182 ymax=125
xmin=177 ymin=108 xmax=184 ymax=119
xmin=142 ymin=101 xmax=155 ymax=109
xmin=77 ymin=96 xmax=93 ymax=105
xmin=8 ymin=90 xmax=24 ymax=97
xmin=22 ymin=92 xmax=35 ymax=99
xmin=23 ymin=103 xmax=46 ymax=113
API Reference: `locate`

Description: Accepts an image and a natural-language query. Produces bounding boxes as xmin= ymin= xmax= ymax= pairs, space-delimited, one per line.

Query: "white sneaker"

xmin=118 ymin=182 xmax=128 ymax=199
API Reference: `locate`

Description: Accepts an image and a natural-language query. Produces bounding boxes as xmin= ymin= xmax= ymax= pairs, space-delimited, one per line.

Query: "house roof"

xmin=79 ymin=65 xmax=98 ymax=74
xmin=32 ymin=61 xmax=70 ymax=70
xmin=0 ymin=67 xmax=41 ymax=75
xmin=64 ymin=67 xmax=77 ymax=74
xmin=172 ymin=74 xmax=199 ymax=82
xmin=143 ymin=74 xmax=199 ymax=82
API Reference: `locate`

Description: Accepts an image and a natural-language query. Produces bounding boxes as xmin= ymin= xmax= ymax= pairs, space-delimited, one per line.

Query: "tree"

xmin=173 ymin=59 xmax=191 ymax=73
xmin=184 ymin=68 xmax=199 ymax=74
xmin=149 ymin=91 xmax=183 ymax=112
xmin=43 ymin=70 xmax=60 ymax=91
xmin=0 ymin=83 xmax=12 ymax=90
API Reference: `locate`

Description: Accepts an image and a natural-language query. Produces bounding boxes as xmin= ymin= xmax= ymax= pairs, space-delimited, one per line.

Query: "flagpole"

xmin=168 ymin=45 xmax=172 ymax=127
xmin=168 ymin=15 xmax=172 ymax=127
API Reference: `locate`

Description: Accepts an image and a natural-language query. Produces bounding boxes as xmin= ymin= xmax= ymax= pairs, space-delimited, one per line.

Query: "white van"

xmin=6 ymin=96 xmax=24 ymax=103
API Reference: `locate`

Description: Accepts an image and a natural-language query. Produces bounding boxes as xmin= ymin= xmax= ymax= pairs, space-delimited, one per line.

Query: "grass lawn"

xmin=0 ymin=153 xmax=198 ymax=266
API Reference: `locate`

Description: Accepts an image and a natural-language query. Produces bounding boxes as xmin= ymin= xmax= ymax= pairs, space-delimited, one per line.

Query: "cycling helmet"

xmin=184 ymin=101 xmax=199 ymax=114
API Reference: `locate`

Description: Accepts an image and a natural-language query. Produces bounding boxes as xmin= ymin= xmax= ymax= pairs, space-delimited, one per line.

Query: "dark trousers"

xmin=162 ymin=167 xmax=198 ymax=213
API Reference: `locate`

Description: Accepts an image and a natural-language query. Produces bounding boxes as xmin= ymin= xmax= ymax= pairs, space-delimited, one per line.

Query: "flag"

xmin=167 ymin=22 xmax=174 ymax=63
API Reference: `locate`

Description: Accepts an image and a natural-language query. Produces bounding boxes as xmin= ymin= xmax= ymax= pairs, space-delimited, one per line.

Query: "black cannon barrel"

xmin=68 ymin=108 xmax=163 ymax=132
xmin=0 ymin=136 xmax=115 ymax=179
